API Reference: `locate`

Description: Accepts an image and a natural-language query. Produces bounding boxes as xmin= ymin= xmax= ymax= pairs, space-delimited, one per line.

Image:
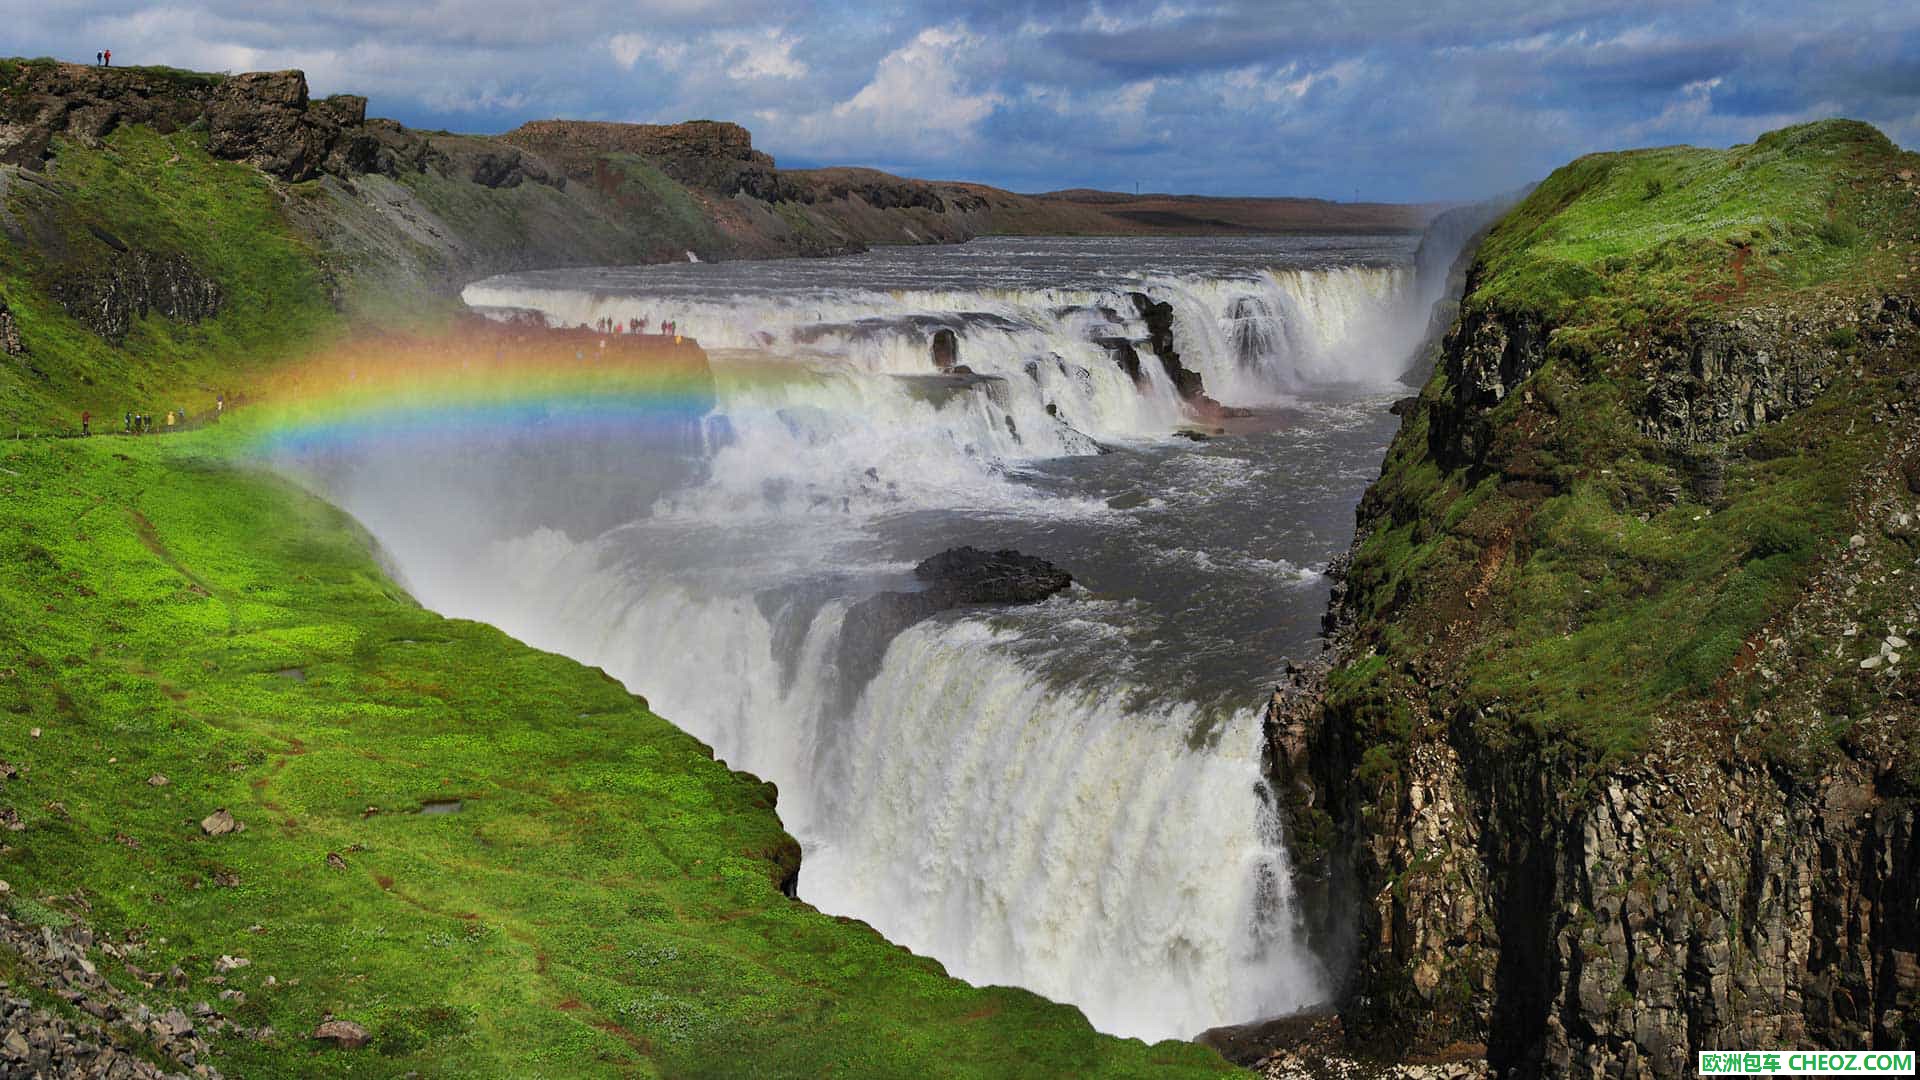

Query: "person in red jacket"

xmin=103 ymin=49 xmax=112 ymax=66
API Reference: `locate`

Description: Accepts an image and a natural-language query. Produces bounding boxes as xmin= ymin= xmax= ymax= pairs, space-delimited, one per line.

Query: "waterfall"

xmin=338 ymin=520 xmax=1323 ymax=1042
xmin=463 ymin=261 xmax=1420 ymax=429
xmin=286 ymin=240 xmax=1430 ymax=1044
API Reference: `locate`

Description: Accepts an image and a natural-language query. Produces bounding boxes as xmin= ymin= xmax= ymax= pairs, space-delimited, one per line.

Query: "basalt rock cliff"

xmin=1269 ymin=119 xmax=1920 ymax=1077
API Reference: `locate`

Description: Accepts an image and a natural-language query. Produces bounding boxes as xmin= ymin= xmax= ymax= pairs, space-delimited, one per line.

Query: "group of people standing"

xmin=77 ymin=394 xmax=224 ymax=437
xmin=590 ymin=316 xmax=677 ymax=336
xmin=122 ymin=409 xmax=180 ymax=434
xmin=94 ymin=49 xmax=112 ymax=66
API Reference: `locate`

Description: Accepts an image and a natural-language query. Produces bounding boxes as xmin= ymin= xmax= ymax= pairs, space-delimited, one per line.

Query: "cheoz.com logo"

xmin=1698 ymin=1050 xmax=1916 ymax=1076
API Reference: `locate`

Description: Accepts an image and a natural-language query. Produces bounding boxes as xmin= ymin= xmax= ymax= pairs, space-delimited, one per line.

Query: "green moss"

xmin=0 ymin=434 xmax=1232 ymax=1077
xmin=0 ymin=125 xmax=340 ymax=432
xmin=1332 ymin=119 xmax=1919 ymax=768
xmin=602 ymin=154 xmax=724 ymax=253
xmin=1469 ymin=119 xmax=1906 ymax=328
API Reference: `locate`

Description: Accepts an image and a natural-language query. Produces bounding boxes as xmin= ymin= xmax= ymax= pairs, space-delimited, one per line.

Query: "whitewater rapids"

xmin=286 ymin=233 xmax=1460 ymax=1042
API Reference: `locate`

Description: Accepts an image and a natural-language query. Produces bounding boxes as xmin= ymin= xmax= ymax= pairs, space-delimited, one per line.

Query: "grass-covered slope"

xmin=0 ymin=432 xmax=1230 ymax=1077
xmin=1295 ymin=119 xmax=1920 ymax=1066
xmin=0 ymin=70 xmax=1237 ymax=1079
xmin=1 ymin=126 xmax=339 ymax=433
xmin=1333 ymin=118 xmax=1920 ymax=766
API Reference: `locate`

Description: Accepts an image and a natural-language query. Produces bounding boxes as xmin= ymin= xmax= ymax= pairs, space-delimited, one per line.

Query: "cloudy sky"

xmin=13 ymin=1 xmax=1919 ymax=201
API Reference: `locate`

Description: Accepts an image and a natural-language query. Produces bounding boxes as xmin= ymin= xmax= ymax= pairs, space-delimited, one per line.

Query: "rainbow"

xmin=248 ymin=329 xmax=741 ymax=455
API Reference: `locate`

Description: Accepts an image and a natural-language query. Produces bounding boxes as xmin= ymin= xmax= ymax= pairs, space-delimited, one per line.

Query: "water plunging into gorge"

xmin=274 ymin=233 xmax=1457 ymax=1041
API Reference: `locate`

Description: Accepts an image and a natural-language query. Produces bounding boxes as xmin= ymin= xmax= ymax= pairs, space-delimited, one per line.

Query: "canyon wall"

xmin=1274 ymin=120 xmax=1920 ymax=1076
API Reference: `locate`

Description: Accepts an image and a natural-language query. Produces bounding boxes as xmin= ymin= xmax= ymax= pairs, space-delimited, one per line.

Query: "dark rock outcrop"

xmin=1641 ymin=295 xmax=1920 ymax=446
xmin=1288 ymin=278 xmax=1920 ymax=1074
xmin=48 ymin=250 xmax=220 ymax=343
xmin=1128 ymin=291 xmax=1207 ymax=399
xmin=0 ymin=63 xmax=423 ymax=183
xmin=0 ymin=63 xmax=205 ymax=167
xmin=802 ymin=174 xmax=972 ymax=212
xmin=1425 ymin=299 xmax=1550 ymax=470
xmin=1291 ymin=669 xmax=1920 ymax=1076
xmin=836 ymin=548 xmax=1073 ymax=693
xmin=1094 ymin=336 xmax=1144 ymax=383
xmin=504 ymin=118 xmax=794 ymax=198
xmin=1428 ymin=291 xmax=1920 ymax=474
xmin=0 ymin=297 xmax=21 ymax=355
xmin=204 ymin=70 xmax=329 ymax=181
xmin=912 ymin=546 xmax=1074 ymax=606
xmin=931 ymin=327 xmax=959 ymax=372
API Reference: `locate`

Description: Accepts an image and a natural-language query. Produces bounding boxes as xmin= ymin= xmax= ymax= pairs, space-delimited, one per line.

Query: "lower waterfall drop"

xmin=283 ymin=233 xmax=1475 ymax=1042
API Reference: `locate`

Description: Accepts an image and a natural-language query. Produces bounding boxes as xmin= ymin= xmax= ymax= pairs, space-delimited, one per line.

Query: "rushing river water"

xmin=283 ymin=233 xmax=1454 ymax=1041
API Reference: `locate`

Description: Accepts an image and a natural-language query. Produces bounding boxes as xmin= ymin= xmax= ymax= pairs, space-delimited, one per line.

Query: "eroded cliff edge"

xmin=0 ymin=61 xmax=1008 ymax=311
xmin=1271 ymin=119 xmax=1920 ymax=1076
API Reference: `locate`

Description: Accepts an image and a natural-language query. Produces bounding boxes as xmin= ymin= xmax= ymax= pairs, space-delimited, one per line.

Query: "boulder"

xmin=312 ymin=1018 xmax=370 ymax=1049
xmin=913 ymin=546 xmax=1073 ymax=606
xmin=931 ymin=327 xmax=959 ymax=372
xmin=836 ymin=548 xmax=1073 ymax=695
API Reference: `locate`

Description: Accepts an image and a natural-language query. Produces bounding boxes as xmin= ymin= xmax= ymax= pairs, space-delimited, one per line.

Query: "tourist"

xmin=81 ymin=410 xmax=90 ymax=436
xmin=96 ymin=52 xmax=103 ymax=66
xmin=165 ymin=410 xmax=175 ymax=430
xmin=123 ymin=411 xmax=131 ymax=433
xmin=103 ymin=49 xmax=111 ymax=67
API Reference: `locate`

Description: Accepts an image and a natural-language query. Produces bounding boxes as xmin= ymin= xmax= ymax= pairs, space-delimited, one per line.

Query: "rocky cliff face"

xmin=0 ymin=60 xmax=1005 ymax=310
xmin=48 ymin=248 xmax=220 ymax=343
xmin=0 ymin=63 xmax=399 ymax=182
xmin=0 ymin=297 xmax=21 ymax=355
xmin=0 ymin=59 xmax=1431 ymax=333
xmin=1273 ymin=121 xmax=1920 ymax=1077
xmin=1284 ymin=663 xmax=1920 ymax=1074
xmin=506 ymin=118 xmax=786 ymax=197
xmin=1128 ymin=291 xmax=1207 ymax=399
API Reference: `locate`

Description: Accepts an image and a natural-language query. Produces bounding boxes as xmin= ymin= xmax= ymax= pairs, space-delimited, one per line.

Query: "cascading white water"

xmin=297 ymin=235 xmax=1468 ymax=1044
xmin=1146 ymin=265 xmax=1421 ymax=400
xmin=463 ymin=260 xmax=1421 ymax=445
xmin=346 ymin=517 xmax=1319 ymax=1041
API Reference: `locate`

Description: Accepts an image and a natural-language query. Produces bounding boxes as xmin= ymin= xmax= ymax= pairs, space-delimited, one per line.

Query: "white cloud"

xmin=1108 ymin=78 xmax=1157 ymax=117
xmin=823 ymin=26 xmax=1004 ymax=150
xmin=711 ymin=29 xmax=806 ymax=81
xmin=1621 ymin=75 xmax=1722 ymax=140
xmin=609 ymin=33 xmax=688 ymax=71
xmin=1223 ymin=59 xmax=1368 ymax=106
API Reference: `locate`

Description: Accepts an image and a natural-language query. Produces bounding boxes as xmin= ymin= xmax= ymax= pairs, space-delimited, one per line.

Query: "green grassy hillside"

xmin=1333 ymin=118 xmax=1920 ymax=768
xmin=0 ymin=431 xmax=1231 ymax=1077
xmin=1470 ymin=119 xmax=1911 ymax=328
xmin=1 ymin=126 xmax=340 ymax=433
xmin=0 ymin=86 xmax=1236 ymax=1077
